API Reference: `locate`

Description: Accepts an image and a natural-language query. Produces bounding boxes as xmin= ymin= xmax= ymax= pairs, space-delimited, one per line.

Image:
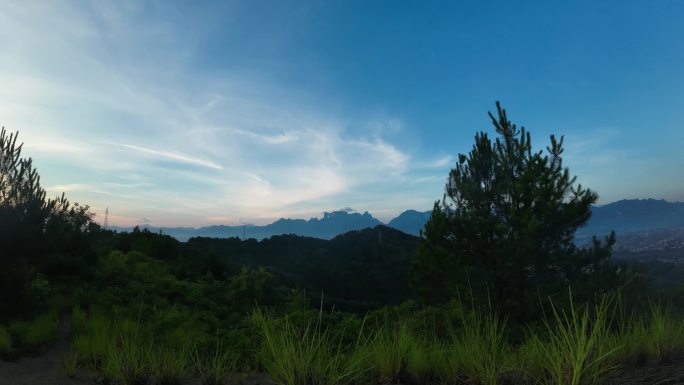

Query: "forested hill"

xmin=185 ymin=225 xmax=418 ymax=310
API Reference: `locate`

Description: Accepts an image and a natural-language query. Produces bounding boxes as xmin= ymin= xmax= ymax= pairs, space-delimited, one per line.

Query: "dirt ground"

xmin=603 ymin=356 xmax=684 ymax=385
xmin=0 ymin=316 xmax=93 ymax=385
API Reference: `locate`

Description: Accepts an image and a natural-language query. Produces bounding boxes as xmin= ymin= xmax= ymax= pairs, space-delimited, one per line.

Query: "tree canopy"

xmin=0 ymin=127 xmax=97 ymax=318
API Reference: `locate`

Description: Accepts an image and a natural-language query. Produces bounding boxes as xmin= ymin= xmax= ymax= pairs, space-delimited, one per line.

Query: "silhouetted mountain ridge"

xmin=578 ymin=199 xmax=684 ymax=236
xmin=111 ymin=210 xmax=384 ymax=241
xmin=388 ymin=210 xmax=432 ymax=235
xmin=110 ymin=199 xmax=684 ymax=241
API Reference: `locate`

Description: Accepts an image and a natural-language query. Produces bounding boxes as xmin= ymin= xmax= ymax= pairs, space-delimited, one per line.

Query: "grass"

xmin=70 ymin=313 xmax=111 ymax=369
xmin=251 ymin=292 xmax=684 ymax=385
xmin=63 ymin=350 xmax=79 ymax=377
xmin=0 ymin=325 xmax=11 ymax=355
xmin=609 ymin=301 xmax=684 ymax=365
xmin=57 ymin=294 xmax=684 ymax=385
xmin=367 ymin=321 xmax=453 ymax=384
xmin=4 ymin=312 xmax=60 ymax=351
xmin=69 ymin=313 xmax=196 ymax=385
xmin=194 ymin=335 xmax=236 ymax=385
xmin=524 ymin=294 xmax=620 ymax=385
xmin=369 ymin=322 xmax=412 ymax=382
xmin=101 ymin=320 xmax=152 ymax=385
xmin=403 ymin=331 xmax=448 ymax=384
xmin=67 ymin=309 xmax=249 ymax=385
xmin=447 ymin=305 xmax=510 ymax=385
xmin=252 ymin=299 xmax=513 ymax=385
xmin=252 ymin=306 xmax=370 ymax=385
xmin=148 ymin=343 xmax=193 ymax=384
xmin=640 ymin=302 xmax=684 ymax=360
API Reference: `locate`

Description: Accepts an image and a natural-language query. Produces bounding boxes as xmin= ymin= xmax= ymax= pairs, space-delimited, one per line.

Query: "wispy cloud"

xmin=117 ymin=143 xmax=224 ymax=170
xmin=415 ymin=155 xmax=454 ymax=169
xmin=0 ymin=0 xmax=433 ymax=226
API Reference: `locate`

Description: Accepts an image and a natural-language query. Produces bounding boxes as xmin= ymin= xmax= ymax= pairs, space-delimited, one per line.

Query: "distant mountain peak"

xmin=387 ymin=209 xmax=432 ymax=236
xmin=111 ymin=198 xmax=684 ymax=242
xmin=580 ymin=198 xmax=684 ymax=236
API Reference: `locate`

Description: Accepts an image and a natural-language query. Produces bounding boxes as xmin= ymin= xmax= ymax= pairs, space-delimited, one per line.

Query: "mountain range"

xmin=578 ymin=199 xmax=684 ymax=236
xmin=112 ymin=199 xmax=684 ymax=242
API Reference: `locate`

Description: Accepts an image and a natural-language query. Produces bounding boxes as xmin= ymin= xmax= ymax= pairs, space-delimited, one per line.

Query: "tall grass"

xmin=69 ymin=312 xmax=199 ymax=385
xmin=194 ymin=335 xmax=235 ymax=385
xmin=404 ymin=334 xmax=445 ymax=383
xmin=525 ymin=294 xmax=619 ymax=385
xmin=101 ymin=320 xmax=152 ymax=385
xmin=63 ymin=350 xmax=80 ymax=378
xmin=369 ymin=322 xmax=413 ymax=382
xmin=640 ymin=302 xmax=684 ymax=360
xmin=610 ymin=301 xmax=684 ymax=365
xmin=71 ymin=313 xmax=111 ymax=369
xmin=252 ymin=306 xmax=370 ymax=385
xmin=444 ymin=305 xmax=510 ymax=385
xmin=60 ymin=294 xmax=684 ymax=385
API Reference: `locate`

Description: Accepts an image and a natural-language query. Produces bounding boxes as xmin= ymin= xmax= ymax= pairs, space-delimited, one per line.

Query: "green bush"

xmin=0 ymin=325 xmax=11 ymax=354
xmin=7 ymin=312 xmax=59 ymax=348
xmin=70 ymin=306 xmax=88 ymax=336
xmin=23 ymin=312 xmax=59 ymax=346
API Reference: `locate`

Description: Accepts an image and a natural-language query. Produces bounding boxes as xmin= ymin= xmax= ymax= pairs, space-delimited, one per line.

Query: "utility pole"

xmin=103 ymin=207 xmax=109 ymax=230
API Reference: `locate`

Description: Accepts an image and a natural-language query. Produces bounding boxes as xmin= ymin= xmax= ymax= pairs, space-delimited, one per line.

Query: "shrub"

xmin=0 ymin=325 xmax=11 ymax=354
xmin=23 ymin=312 xmax=59 ymax=346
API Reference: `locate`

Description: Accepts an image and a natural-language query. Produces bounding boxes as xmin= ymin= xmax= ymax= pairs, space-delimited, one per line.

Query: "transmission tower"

xmin=103 ymin=207 xmax=109 ymax=230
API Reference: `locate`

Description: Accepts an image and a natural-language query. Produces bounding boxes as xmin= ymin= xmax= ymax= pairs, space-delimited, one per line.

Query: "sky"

xmin=0 ymin=1 xmax=682 ymax=227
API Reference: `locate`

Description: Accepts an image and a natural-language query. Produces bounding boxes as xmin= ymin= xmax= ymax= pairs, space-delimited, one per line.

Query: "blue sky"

xmin=0 ymin=1 xmax=682 ymax=227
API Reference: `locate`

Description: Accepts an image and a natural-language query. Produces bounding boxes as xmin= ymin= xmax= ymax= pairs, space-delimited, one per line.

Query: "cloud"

xmin=0 ymin=0 xmax=432 ymax=226
xmin=117 ymin=143 xmax=224 ymax=170
xmin=45 ymin=183 xmax=96 ymax=192
xmin=415 ymin=155 xmax=454 ymax=169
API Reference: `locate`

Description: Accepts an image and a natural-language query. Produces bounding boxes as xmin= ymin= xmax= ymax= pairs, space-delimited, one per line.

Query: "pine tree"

xmin=0 ymin=127 xmax=76 ymax=316
xmin=410 ymin=103 xmax=618 ymax=320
